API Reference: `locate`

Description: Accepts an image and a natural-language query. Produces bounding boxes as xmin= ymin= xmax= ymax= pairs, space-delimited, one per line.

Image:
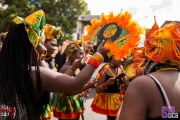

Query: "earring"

xmin=35 ymin=50 xmax=40 ymax=61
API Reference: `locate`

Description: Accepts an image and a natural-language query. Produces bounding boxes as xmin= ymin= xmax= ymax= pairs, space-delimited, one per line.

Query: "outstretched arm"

xmin=32 ymin=40 xmax=107 ymax=93
xmin=64 ymin=79 xmax=96 ymax=96
xmin=36 ymin=64 xmax=96 ymax=93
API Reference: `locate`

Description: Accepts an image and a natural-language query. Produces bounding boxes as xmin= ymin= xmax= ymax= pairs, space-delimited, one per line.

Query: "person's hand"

xmin=87 ymin=79 xmax=97 ymax=88
xmin=82 ymin=91 xmax=89 ymax=101
xmin=105 ymin=78 xmax=115 ymax=86
xmin=120 ymin=58 xmax=126 ymax=68
xmin=71 ymin=57 xmax=84 ymax=69
xmin=96 ymin=40 xmax=108 ymax=57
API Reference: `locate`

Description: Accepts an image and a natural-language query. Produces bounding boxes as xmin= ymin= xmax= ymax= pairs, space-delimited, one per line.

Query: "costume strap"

xmin=107 ymin=67 xmax=116 ymax=77
xmin=147 ymin=74 xmax=171 ymax=107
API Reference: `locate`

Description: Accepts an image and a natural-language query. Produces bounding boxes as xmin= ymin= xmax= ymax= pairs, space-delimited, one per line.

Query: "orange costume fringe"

xmin=83 ymin=10 xmax=142 ymax=60
xmin=91 ymin=64 xmax=126 ymax=116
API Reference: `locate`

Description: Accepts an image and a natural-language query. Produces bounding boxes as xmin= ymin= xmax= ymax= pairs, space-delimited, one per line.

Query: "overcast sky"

xmin=85 ymin=0 xmax=180 ymax=28
xmin=84 ymin=0 xmax=180 ymax=46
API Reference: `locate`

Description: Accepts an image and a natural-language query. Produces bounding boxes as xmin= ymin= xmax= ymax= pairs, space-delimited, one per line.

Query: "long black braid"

xmin=0 ymin=24 xmax=43 ymax=120
xmin=58 ymin=52 xmax=67 ymax=72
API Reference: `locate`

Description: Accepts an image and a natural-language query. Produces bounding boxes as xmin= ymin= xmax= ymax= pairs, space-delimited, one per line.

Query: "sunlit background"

xmin=83 ymin=0 xmax=180 ymax=47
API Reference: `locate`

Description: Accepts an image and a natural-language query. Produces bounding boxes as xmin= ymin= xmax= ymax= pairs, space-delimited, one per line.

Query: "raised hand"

xmin=87 ymin=79 xmax=97 ymax=88
xmin=105 ymin=78 xmax=115 ymax=86
xmin=71 ymin=57 xmax=84 ymax=69
xmin=96 ymin=40 xmax=108 ymax=57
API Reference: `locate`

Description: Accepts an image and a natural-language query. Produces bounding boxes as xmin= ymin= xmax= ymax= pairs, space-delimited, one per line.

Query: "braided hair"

xmin=58 ymin=52 xmax=67 ymax=71
xmin=0 ymin=24 xmax=43 ymax=120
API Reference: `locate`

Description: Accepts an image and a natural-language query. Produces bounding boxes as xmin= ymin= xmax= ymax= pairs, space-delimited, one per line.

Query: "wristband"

xmin=87 ymin=58 xmax=99 ymax=68
xmin=92 ymin=52 xmax=104 ymax=65
xmin=70 ymin=66 xmax=77 ymax=72
xmin=87 ymin=52 xmax=104 ymax=68
xmin=95 ymin=52 xmax=104 ymax=62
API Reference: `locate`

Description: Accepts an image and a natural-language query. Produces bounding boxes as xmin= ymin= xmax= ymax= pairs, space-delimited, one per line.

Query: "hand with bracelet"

xmin=65 ymin=57 xmax=84 ymax=76
xmin=82 ymin=79 xmax=97 ymax=101
xmin=100 ymin=78 xmax=115 ymax=90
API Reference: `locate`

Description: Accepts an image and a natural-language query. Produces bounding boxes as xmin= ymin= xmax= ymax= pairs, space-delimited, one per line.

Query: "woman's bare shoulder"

xmin=128 ymin=75 xmax=158 ymax=94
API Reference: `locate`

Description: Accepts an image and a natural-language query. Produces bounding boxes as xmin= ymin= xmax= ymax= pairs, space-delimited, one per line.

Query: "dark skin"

xmin=44 ymin=38 xmax=57 ymax=56
xmin=60 ymin=48 xmax=96 ymax=96
xmin=116 ymin=70 xmax=180 ymax=120
xmin=83 ymin=41 xmax=94 ymax=63
xmin=36 ymin=42 xmax=49 ymax=68
xmin=96 ymin=57 xmax=129 ymax=93
xmin=31 ymin=40 xmax=107 ymax=97
xmin=96 ymin=56 xmax=129 ymax=120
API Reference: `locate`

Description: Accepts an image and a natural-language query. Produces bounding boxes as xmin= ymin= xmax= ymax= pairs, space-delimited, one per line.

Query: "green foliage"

xmin=0 ymin=0 xmax=90 ymax=45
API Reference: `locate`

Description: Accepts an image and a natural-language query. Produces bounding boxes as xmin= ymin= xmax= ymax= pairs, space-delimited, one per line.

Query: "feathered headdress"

xmin=83 ymin=10 xmax=141 ymax=60
xmin=124 ymin=16 xmax=160 ymax=80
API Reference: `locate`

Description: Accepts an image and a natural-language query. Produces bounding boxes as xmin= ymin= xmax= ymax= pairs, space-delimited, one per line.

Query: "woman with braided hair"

xmin=0 ymin=10 xmax=107 ymax=120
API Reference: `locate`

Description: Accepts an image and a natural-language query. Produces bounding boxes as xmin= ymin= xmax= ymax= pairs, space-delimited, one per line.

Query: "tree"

xmin=0 ymin=0 xmax=90 ymax=45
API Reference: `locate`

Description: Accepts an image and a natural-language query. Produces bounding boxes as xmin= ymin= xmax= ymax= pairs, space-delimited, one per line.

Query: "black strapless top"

xmin=103 ymin=73 xmax=121 ymax=93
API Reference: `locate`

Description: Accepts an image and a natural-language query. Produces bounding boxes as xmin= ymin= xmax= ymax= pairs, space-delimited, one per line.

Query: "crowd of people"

xmin=0 ymin=9 xmax=180 ymax=120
